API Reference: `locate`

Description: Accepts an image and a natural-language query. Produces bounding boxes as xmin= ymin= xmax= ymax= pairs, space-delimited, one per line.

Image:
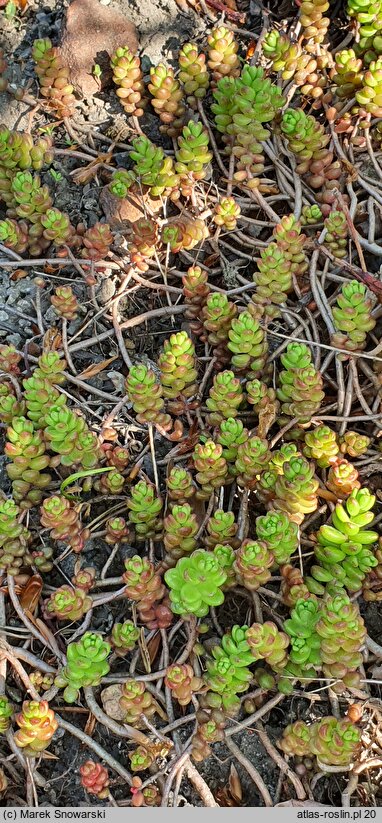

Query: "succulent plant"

xmin=256 ymin=511 xmax=298 ymax=566
xmin=32 ymin=38 xmax=76 ymax=117
xmin=0 ymin=218 xmax=28 ymax=253
xmin=0 ymin=126 xmax=54 ymax=174
xmin=14 ymin=700 xmax=58 ymax=756
xmin=316 ymin=590 xmax=366 ymax=691
xmin=105 ymin=516 xmax=129 ymax=545
xmin=111 ymin=46 xmax=145 ymax=117
xmin=55 ymin=632 xmax=111 ymax=703
xmin=179 ymin=42 xmax=209 ymax=107
xmin=123 ymin=555 xmax=171 ymax=629
xmin=235 ymin=436 xmax=271 ymax=489
xmin=228 ymin=310 xmax=268 ymax=377
xmin=81 ymin=222 xmax=113 ymax=262
xmin=40 ymin=208 xmax=75 ymax=246
xmin=191 ymin=692 xmax=225 ymax=761
xmin=212 ymin=65 xmax=284 ymax=186
xmin=206 ymin=370 xmax=244 ymax=425
xmin=0 ymin=391 xmax=26 ymax=424
xmin=278 ymin=719 xmax=314 ymax=757
xmin=110 ymin=620 xmax=140 ymax=656
xmin=182 ymin=265 xmax=210 ymax=335
xmin=246 ymin=379 xmax=279 ymax=427
xmin=332 ymin=48 xmax=364 ymax=99
xmin=301 ymin=204 xmax=323 ymax=224
xmin=109 ymin=168 xmax=136 ymax=198
xmin=129 ymin=746 xmax=154 ymax=772
xmin=356 ymin=58 xmax=382 ymax=114
xmin=9 ymin=170 xmax=53 ymax=222
xmin=213 ymin=197 xmax=241 ymax=231
xmin=80 ymin=761 xmax=109 ymax=799
xmin=159 ymin=331 xmax=198 ymax=408
xmin=307 ymin=487 xmax=378 ymax=594
xmin=193 ymin=440 xmax=228 ymax=499
xmin=213 ymin=543 xmax=236 ymax=589
xmin=281 ymin=564 xmax=311 ymax=607
xmin=310 ymin=716 xmax=361 ymax=767
xmin=44 ymin=404 xmax=102 ymax=469
xmin=163 ymin=503 xmax=198 ymax=565
xmin=234 ymin=539 xmax=274 ymax=590
xmin=284 ymin=598 xmax=321 ymax=670
xmin=175 ymin=120 xmax=212 ymax=195
xmin=324 ymin=210 xmax=348 ymax=258
xmin=161 ymin=217 xmax=208 ymax=253
xmin=148 ymin=63 xmax=185 ymax=135
xmin=164 ymin=549 xmax=227 ymax=617
xmin=119 ymin=679 xmax=158 ymax=726
xmin=166 ymin=467 xmax=195 ymax=503
xmin=23 ymin=374 xmax=65 ymax=428
xmin=303 ymin=425 xmax=339 ymax=467
xmin=299 ymin=0 xmax=330 ymax=47
xmin=0 ymin=696 xmax=13 ymax=733
xmin=51 ymin=285 xmax=79 ymax=320
xmin=72 ymin=567 xmax=95 ymax=592
xmin=5 ymin=417 xmax=51 ymax=508
xmin=246 ymin=621 xmax=289 ymax=670
xmin=272 ymin=454 xmax=319 ymax=524
xmin=165 ymin=663 xmax=203 ymax=705
xmin=29 ymin=671 xmax=54 ymax=692
xmin=331 ymin=281 xmax=376 ymax=353
xmin=34 ymin=351 xmax=66 ymax=385
xmin=207 ymin=26 xmax=240 ymax=85
xmin=40 ymin=495 xmax=90 ymax=554
xmin=129 ymin=218 xmax=158 ymax=272
xmin=205 ymin=625 xmax=253 ymax=713
xmin=217 ymin=418 xmax=248 ymax=472
xmin=129 ymin=135 xmax=179 ymax=197
xmin=281 ymin=108 xmax=341 ymax=215
xmin=340 ymin=431 xmax=370 ymax=457
xmin=270 ymin=442 xmax=299 ymax=474
xmin=201 ymin=292 xmax=238 ymax=366
xmin=0 ymin=344 xmax=21 ymax=375
xmin=127 ymin=480 xmax=163 ymax=540
xmin=204 ymin=509 xmax=238 ymax=549
xmin=45 ymin=584 xmax=92 ymax=622
xmin=126 ymin=363 xmax=171 ymax=431
xmin=262 ymin=30 xmax=301 ymax=80
xmin=0 ymin=498 xmax=32 ymax=574
xmin=252 ymin=216 xmax=308 ymax=317
xmin=277 ymin=343 xmax=324 ymax=423
xmin=326 ymin=458 xmax=361 ymax=498
xmin=94 ymin=468 xmax=124 ymax=496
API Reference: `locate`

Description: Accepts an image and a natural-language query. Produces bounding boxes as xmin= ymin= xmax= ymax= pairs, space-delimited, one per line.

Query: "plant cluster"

xmin=1 ymin=4 xmax=381 ymax=807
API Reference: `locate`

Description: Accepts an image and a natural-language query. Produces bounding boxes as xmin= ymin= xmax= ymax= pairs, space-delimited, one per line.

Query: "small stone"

xmin=59 ymin=0 xmax=138 ymax=97
xmin=100 ymin=186 xmax=161 ymax=231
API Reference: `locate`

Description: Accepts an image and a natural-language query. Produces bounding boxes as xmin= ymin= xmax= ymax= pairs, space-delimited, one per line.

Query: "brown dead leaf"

xmin=215 ymin=787 xmax=240 ymax=807
xmin=145 ymin=632 xmax=162 ymax=667
xmin=229 ymin=764 xmax=242 ymax=803
xmin=257 ymin=401 xmax=279 ymax=440
xmin=19 ymin=575 xmax=43 ymax=614
xmin=43 ymin=327 xmax=62 ymax=352
xmin=84 ymin=712 xmax=96 ymax=739
xmin=101 ymin=684 xmax=126 ymax=722
xmin=78 ymin=356 xmax=118 ymax=380
xmin=71 ymin=153 xmax=113 ymax=185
